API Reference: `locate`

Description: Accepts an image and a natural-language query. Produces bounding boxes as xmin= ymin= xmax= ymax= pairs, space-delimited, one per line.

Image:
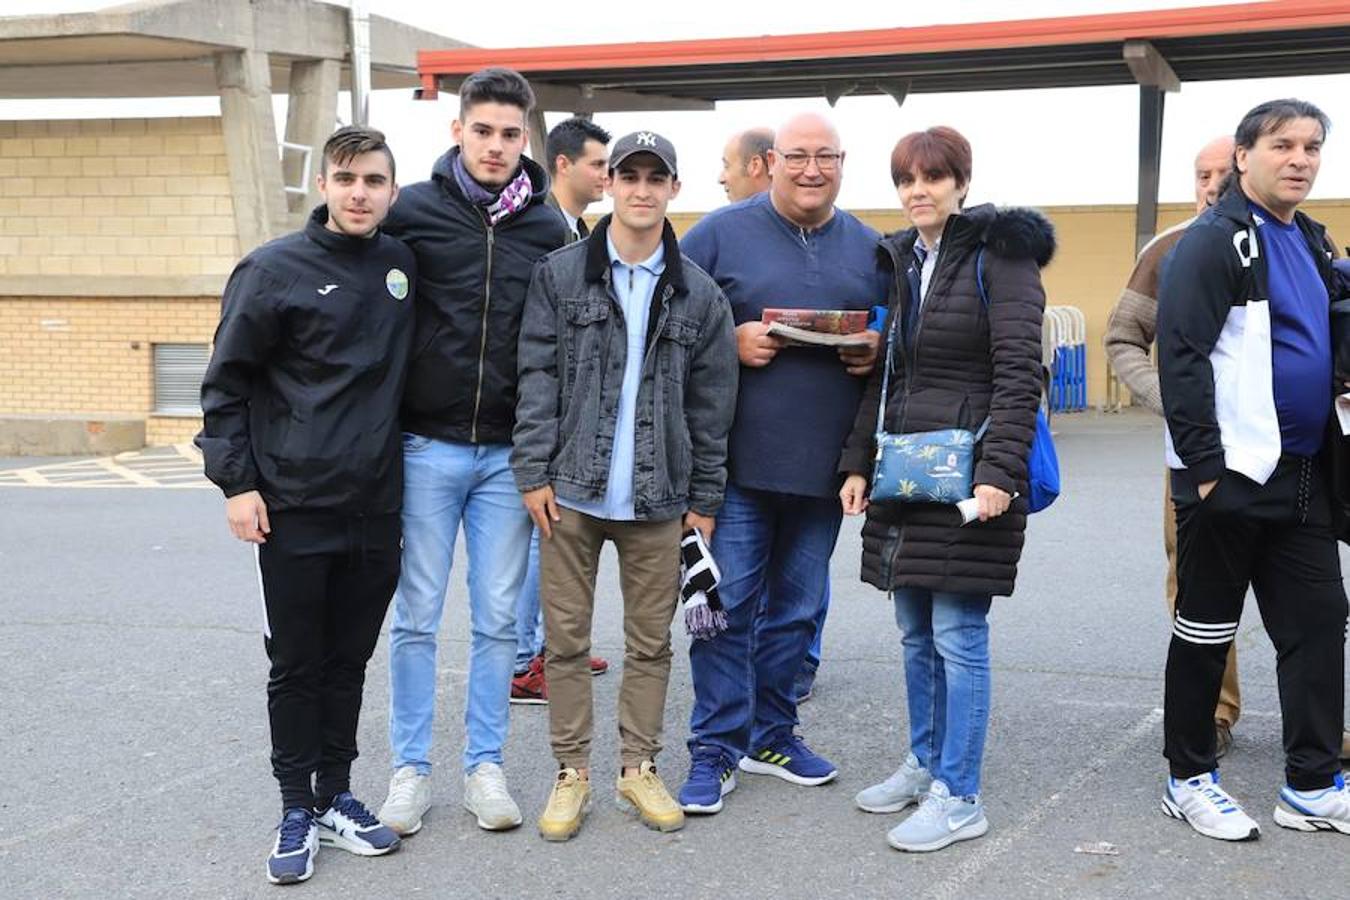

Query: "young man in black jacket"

xmin=197 ymin=126 xmax=413 ymax=884
xmin=1157 ymin=98 xmax=1349 ymax=842
xmin=378 ymin=67 xmax=568 ymax=838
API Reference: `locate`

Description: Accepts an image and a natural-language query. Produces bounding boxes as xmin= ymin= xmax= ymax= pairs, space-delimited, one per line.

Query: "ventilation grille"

xmin=153 ymin=343 xmax=210 ymax=416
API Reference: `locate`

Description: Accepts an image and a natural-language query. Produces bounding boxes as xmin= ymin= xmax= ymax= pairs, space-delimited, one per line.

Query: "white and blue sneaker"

xmin=1161 ymin=770 xmax=1260 ymax=842
xmin=856 ymin=753 xmax=933 ymax=814
xmin=1274 ymin=773 xmax=1350 ymax=834
xmin=316 ymin=792 xmax=402 ymax=856
xmin=886 ymin=780 xmax=988 ymax=852
xmin=266 ymin=808 xmax=318 ymax=885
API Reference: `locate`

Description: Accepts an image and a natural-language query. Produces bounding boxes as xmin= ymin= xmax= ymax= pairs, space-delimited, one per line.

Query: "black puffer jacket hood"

xmin=841 ymin=203 xmax=1053 ymax=598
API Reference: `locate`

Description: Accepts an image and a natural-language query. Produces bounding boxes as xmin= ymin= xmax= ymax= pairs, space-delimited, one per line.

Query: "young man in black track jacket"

xmin=197 ymin=126 xmax=413 ymax=885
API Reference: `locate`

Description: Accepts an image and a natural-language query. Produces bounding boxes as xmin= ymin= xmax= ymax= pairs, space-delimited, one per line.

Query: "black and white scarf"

xmin=680 ymin=527 xmax=726 ymax=640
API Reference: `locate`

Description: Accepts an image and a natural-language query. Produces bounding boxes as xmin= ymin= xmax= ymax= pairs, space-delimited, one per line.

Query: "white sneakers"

xmin=463 ymin=762 xmax=523 ymax=830
xmin=378 ymin=763 xmax=523 ymax=835
xmin=1274 ymin=774 xmax=1350 ymax=834
xmin=1162 ymin=771 xmax=1260 ymax=842
xmin=378 ymin=766 xmax=433 ymax=836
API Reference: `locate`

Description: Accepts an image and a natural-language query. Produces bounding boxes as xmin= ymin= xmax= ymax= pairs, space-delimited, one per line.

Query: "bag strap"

xmin=875 ymin=308 xmax=897 ymax=440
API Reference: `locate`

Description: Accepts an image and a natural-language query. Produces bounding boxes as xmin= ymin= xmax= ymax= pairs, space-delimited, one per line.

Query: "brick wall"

xmin=0 ymin=295 xmax=218 ymax=445
xmin=0 ymin=117 xmax=238 ymax=278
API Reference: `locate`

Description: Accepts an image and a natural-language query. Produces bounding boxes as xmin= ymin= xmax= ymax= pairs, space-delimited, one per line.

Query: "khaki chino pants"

xmin=1164 ymin=472 xmax=1241 ymax=727
xmin=540 ymin=506 xmax=682 ymax=769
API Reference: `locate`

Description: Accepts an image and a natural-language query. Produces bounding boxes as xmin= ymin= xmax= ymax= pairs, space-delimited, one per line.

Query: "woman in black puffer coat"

xmin=837 ymin=127 xmax=1052 ymax=853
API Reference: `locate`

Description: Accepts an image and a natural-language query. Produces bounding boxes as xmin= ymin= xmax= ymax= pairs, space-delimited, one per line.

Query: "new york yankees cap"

xmin=609 ymin=130 xmax=678 ymax=178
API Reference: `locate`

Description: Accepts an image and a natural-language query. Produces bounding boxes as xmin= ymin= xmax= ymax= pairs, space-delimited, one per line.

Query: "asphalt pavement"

xmin=1 ymin=409 xmax=1346 ymax=899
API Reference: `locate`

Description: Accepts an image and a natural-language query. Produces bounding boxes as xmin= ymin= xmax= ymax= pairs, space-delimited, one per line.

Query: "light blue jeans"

xmin=514 ymin=529 xmax=544 ymax=672
xmin=388 ymin=436 xmax=532 ymax=775
xmin=892 ymin=588 xmax=993 ymax=798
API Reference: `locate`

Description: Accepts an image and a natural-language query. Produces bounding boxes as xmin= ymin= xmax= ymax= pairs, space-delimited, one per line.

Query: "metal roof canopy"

xmin=417 ymin=0 xmax=1350 ymax=252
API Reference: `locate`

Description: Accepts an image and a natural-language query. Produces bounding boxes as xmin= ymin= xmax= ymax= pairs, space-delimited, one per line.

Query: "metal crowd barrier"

xmin=1044 ymin=306 xmax=1087 ymax=413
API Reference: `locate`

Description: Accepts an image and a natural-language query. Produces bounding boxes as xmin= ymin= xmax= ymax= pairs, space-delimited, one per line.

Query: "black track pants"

xmin=1165 ymin=456 xmax=1347 ymax=790
xmin=256 ymin=511 xmax=401 ymax=812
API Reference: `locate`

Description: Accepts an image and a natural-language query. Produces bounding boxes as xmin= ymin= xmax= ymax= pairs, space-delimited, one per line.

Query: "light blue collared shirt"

xmin=557 ymin=234 xmax=665 ymax=521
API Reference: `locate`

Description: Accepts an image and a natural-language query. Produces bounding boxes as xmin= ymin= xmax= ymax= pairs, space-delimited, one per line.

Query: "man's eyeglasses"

xmin=775 ymin=150 xmax=842 ymax=172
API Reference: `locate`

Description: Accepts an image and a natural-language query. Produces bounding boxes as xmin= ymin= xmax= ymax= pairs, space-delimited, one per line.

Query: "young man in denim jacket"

xmin=511 ymin=131 xmax=738 ymax=841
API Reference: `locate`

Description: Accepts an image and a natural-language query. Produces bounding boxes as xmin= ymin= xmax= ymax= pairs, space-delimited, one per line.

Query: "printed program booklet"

xmin=762 ymin=308 xmax=871 ymax=348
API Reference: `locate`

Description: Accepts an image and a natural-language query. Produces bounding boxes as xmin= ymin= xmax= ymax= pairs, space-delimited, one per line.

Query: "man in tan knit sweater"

xmin=1105 ymin=136 xmax=1240 ymax=757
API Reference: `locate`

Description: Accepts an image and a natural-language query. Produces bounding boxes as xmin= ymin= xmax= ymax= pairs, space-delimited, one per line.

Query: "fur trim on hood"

xmin=983 ymin=206 xmax=1056 ymax=268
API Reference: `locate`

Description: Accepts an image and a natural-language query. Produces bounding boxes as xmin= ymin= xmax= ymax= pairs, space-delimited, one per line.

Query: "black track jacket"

xmin=196 ymin=206 xmax=416 ymax=514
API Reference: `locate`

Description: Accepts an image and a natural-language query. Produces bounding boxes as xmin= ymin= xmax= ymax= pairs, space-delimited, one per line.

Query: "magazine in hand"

xmin=762 ymin=308 xmax=871 ymax=348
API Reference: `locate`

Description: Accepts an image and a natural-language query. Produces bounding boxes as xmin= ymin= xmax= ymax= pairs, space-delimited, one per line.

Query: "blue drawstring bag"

xmin=976 ymin=248 xmax=1060 ymax=513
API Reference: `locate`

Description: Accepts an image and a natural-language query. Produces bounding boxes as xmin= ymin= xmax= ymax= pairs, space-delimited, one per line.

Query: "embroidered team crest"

xmin=385 ymin=268 xmax=409 ymax=300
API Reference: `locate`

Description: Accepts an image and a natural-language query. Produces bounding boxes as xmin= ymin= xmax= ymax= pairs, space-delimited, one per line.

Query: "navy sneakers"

xmin=267 ymin=808 xmax=318 ymax=885
xmin=738 ymin=734 xmax=838 ymax=786
xmin=679 ymin=748 xmax=738 ymax=814
xmin=315 ymin=792 xmax=402 ymax=856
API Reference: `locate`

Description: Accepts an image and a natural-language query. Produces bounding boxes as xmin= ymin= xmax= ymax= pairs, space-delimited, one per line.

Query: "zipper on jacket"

xmin=470 ymin=223 xmax=494 ymax=443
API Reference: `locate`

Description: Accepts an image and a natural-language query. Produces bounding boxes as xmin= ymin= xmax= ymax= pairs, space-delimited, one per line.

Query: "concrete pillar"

xmin=282 ymin=58 xmax=340 ymax=220
xmin=528 ymin=108 xmax=549 ymax=170
xmin=215 ymin=49 xmax=287 ymax=254
xmin=1135 ymin=84 xmax=1166 ymax=256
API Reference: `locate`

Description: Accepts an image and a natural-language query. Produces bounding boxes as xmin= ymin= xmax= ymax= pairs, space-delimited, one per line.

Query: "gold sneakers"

xmin=616 ymin=761 xmax=685 ymax=833
xmin=538 ymin=768 xmax=590 ymax=842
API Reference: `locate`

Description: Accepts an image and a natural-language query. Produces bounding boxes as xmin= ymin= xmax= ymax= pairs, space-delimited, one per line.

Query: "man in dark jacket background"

xmin=378 ymin=67 xmax=568 ymax=839
xmin=1157 ymin=98 xmax=1349 ymax=842
xmin=197 ymin=125 xmax=410 ymax=884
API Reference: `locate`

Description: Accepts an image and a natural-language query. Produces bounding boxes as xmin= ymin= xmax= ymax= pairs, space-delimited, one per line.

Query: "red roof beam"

xmin=418 ymin=0 xmax=1350 ymax=77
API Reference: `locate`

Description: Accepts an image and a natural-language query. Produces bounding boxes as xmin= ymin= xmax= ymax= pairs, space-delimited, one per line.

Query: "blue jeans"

xmin=514 ymin=529 xmax=544 ymax=672
xmin=805 ymin=583 xmax=828 ymax=671
xmin=688 ymin=483 xmax=842 ymax=757
xmin=892 ymin=588 xmax=993 ymax=798
xmin=388 ymin=436 xmax=532 ymax=775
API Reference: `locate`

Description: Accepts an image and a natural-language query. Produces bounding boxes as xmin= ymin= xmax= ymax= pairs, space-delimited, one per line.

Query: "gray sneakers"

xmin=855 ymin=753 xmax=933 ymax=814
xmin=886 ymin=780 xmax=989 ymax=852
xmin=378 ymin=765 xmax=432 ymax=836
xmin=463 ymin=762 xmax=523 ymax=830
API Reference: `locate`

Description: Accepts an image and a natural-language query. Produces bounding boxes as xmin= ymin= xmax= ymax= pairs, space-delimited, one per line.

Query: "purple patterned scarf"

xmin=452 ymin=152 xmax=533 ymax=225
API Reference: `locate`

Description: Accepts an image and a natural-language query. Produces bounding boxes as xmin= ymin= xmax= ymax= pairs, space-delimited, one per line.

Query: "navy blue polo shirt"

xmin=681 ymin=193 xmax=887 ymax=498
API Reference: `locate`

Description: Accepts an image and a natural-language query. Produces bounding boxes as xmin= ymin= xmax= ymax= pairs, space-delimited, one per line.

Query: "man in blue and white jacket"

xmin=1157 ymin=98 xmax=1349 ymax=842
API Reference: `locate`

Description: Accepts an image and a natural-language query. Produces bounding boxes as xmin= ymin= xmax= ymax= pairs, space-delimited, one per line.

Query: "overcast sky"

xmin=4 ymin=0 xmax=1349 ymax=212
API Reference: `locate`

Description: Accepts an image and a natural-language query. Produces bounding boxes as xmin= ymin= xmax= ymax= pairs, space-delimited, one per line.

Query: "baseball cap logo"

xmin=636 ymin=132 xmax=657 ymax=147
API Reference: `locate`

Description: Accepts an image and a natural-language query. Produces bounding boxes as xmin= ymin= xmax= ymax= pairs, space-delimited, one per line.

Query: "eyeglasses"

xmin=775 ymin=149 xmax=842 ymax=172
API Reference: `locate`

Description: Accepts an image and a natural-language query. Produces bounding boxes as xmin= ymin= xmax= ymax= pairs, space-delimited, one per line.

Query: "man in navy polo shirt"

xmin=677 ymin=111 xmax=887 ymax=814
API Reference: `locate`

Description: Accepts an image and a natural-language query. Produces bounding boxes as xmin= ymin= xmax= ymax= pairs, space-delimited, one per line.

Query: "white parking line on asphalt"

xmin=0 ymin=444 xmax=211 ymax=489
xmin=928 ymin=707 xmax=1165 ymax=900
